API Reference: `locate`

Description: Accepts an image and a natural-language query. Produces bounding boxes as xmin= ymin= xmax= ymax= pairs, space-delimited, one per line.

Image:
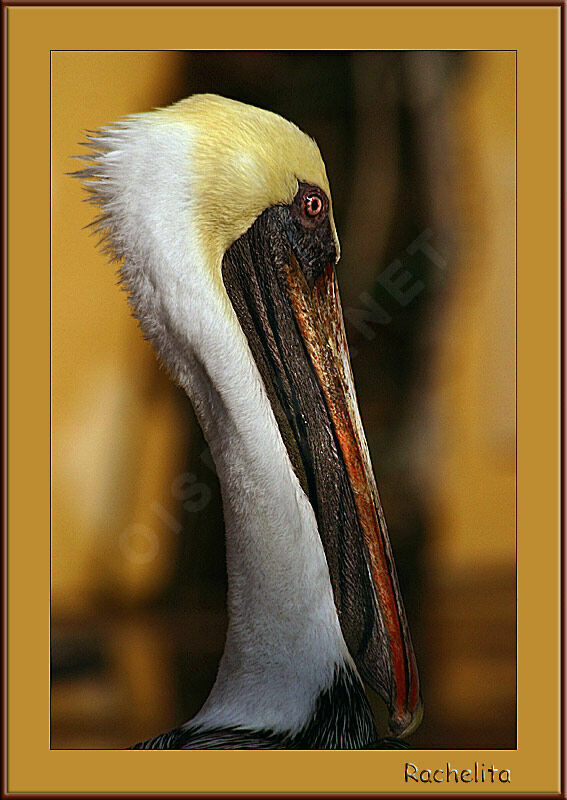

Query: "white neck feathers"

xmin=82 ymin=110 xmax=352 ymax=734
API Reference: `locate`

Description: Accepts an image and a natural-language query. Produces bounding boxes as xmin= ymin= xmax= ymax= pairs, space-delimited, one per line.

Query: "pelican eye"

xmin=302 ymin=191 xmax=325 ymax=219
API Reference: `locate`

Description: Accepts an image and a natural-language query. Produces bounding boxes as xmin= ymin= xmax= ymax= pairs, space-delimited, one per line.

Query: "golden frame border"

xmin=7 ymin=4 xmax=561 ymax=795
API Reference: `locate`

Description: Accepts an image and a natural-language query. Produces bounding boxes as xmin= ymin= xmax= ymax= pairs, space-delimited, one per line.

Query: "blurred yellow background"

xmin=51 ymin=51 xmax=515 ymax=749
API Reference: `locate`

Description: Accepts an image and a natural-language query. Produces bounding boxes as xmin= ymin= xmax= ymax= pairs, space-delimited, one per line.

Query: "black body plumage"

xmin=131 ymin=666 xmax=408 ymax=750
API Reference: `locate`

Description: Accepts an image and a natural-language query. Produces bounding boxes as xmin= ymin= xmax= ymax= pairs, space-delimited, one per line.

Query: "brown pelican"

xmin=76 ymin=94 xmax=422 ymax=749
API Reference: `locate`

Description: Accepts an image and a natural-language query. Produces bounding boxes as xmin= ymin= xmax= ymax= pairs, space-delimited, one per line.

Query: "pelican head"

xmin=77 ymin=94 xmax=421 ymax=744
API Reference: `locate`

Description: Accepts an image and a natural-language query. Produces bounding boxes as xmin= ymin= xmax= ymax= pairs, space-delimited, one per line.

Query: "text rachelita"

xmin=405 ymin=762 xmax=511 ymax=784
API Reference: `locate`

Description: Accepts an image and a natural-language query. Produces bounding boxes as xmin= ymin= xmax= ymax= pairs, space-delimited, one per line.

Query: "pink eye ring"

xmin=303 ymin=193 xmax=323 ymax=218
